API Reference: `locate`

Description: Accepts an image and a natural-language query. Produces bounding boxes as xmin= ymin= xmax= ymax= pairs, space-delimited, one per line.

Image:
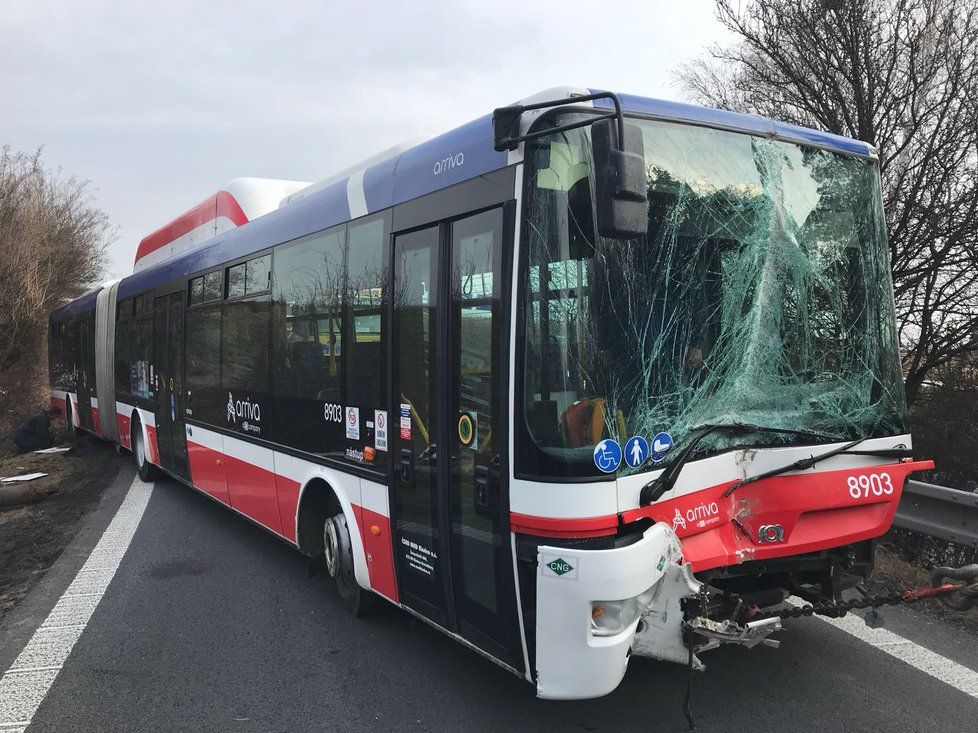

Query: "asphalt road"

xmin=3 ymin=469 xmax=978 ymax=732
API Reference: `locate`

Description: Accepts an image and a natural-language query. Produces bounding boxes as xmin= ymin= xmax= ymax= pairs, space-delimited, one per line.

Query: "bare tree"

xmin=0 ymin=146 xmax=111 ymax=418
xmin=678 ymin=0 xmax=978 ymax=404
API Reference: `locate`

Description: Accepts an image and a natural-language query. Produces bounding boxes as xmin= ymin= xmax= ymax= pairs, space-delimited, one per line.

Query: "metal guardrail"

xmin=894 ymin=480 xmax=978 ymax=548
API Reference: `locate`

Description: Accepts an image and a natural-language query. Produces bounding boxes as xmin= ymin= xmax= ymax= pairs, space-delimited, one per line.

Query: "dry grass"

xmin=0 ymin=434 xmax=121 ymax=621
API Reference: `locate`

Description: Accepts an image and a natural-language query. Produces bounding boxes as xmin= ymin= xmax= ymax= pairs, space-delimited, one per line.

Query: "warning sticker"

xmin=399 ymin=403 xmax=411 ymax=440
xmin=375 ymin=410 xmax=388 ymax=451
xmin=346 ymin=406 xmax=360 ymax=440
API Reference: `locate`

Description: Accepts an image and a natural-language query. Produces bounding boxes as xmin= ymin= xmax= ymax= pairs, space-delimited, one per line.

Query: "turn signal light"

xmin=364 ymin=446 xmax=376 ymax=462
xmin=370 ymin=525 xmax=381 ymax=536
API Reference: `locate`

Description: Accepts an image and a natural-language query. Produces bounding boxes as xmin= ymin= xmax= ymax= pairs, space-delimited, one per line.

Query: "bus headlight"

xmin=590 ymin=585 xmax=657 ymax=637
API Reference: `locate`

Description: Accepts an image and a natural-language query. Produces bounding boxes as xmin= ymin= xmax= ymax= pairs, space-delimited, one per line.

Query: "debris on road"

xmin=1 ymin=472 xmax=48 ymax=483
xmin=0 ymin=436 xmax=124 ymax=621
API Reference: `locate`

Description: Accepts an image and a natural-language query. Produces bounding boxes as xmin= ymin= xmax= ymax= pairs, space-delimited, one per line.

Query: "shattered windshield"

xmin=519 ymin=115 xmax=908 ymax=478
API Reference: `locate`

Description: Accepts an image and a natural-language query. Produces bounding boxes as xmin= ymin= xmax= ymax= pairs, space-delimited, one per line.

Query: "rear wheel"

xmin=131 ymin=416 xmax=161 ymax=482
xmin=325 ymin=512 xmax=375 ymax=616
xmin=63 ymin=400 xmax=76 ymax=437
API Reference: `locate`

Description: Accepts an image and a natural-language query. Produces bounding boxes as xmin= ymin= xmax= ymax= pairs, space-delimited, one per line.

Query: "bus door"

xmin=76 ymin=314 xmax=96 ymax=432
xmin=153 ymin=293 xmax=190 ymax=480
xmin=391 ymin=206 xmax=521 ymax=668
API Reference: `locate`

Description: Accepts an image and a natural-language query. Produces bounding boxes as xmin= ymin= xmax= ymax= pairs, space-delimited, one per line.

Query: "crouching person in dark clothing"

xmin=12 ymin=405 xmax=61 ymax=453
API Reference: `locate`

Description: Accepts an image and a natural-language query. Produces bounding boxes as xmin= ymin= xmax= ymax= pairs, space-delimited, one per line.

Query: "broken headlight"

xmin=590 ymin=585 xmax=657 ymax=637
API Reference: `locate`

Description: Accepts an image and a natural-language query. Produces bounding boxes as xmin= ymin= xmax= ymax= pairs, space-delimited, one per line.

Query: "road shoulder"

xmin=0 ymin=461 xmax=135 ymax=676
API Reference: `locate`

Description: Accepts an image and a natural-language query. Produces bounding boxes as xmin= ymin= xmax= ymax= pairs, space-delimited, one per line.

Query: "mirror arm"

xmin=492 ymin=91 xmax=625 ymax=152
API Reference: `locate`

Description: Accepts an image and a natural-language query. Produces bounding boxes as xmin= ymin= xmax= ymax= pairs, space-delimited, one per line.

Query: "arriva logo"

xmin=672 ymin=501 xmax=721 ymax=531
xmin=433 ymin=152 xmax=464 ymax=175
xmin=227 ymin=392 xmax=261 ymax=426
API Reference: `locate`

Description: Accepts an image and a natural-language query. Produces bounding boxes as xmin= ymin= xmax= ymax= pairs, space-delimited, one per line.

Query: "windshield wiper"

xmin=721 ymin=436 xmax=872 ymax=497
xmin=639 ymin=422 xmax=844 ymax=506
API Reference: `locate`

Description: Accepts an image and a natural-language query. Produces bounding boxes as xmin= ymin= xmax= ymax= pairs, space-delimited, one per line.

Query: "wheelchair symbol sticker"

xmin=593 ymin=439 xmax=623 ymax=473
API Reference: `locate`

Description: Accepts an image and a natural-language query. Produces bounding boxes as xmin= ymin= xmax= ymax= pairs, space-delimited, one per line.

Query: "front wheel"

xmin=131 ymin=417 xmax=161 ymax=482
xmin=325 ymin=512 xmax=375 ymax=616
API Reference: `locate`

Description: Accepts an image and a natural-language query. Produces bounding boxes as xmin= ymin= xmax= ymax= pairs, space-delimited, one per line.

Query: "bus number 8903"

xmin=847 ymin=472 xmax=895 ymax=499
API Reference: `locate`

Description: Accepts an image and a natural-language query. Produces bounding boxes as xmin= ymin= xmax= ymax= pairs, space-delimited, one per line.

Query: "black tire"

xmin=327 ymin=512 xmax=375 ymax=616
xmin=131 ymin=416 xmax=161 ymax=482
xmin=63 ymin=400 xmax=76 ymax=437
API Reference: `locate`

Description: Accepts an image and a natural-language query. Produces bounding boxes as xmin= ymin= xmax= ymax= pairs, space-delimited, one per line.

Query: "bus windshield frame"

xmin=516 ymin=112 xmax=908 ymax=480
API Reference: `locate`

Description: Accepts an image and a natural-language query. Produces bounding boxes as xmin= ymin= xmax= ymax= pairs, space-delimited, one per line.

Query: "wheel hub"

xmin=323 ymin=518 xmax=340 ymax=578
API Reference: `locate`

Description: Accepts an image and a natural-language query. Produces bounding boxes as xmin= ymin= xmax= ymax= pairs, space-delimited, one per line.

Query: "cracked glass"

xmin=520 ymin=116 xmax=908 ymax=477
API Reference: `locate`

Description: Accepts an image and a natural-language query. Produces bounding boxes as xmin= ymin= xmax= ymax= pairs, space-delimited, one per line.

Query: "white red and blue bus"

xmin=48 ymin=87 xmax=933 ymax=700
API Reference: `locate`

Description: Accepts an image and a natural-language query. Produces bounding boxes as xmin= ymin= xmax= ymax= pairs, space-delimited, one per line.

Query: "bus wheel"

xmin=327 ymin=512 xmax=374 ymax=616
xmin=131 ymin=417 xmax=161 ymax=482
xmin=63 ymin=401 xmax=76 ymax=437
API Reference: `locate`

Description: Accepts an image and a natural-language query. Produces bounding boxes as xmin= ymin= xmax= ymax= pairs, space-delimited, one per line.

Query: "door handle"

xmin=399 ymin=449 xmax=413 ymax=484
xmin=474 ymin=464 xmax=492 ymax=514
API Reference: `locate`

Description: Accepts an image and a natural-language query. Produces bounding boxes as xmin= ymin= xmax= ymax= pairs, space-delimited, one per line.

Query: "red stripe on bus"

xmin=134 ymin=190 xmax=249 ymax=266
xmin=180 ymin=436 xmax=399 ymax=600
xmin=223 ymin=452 xmax=283 ymax=536
xmin=187 ymin=439 xmax=230 ymax=505
xmin=274 ymin=473 xmax=301 ymax=544
xmin=145 ymin=424 xmax=160 ymax=466
xmin=510 ymin=512 xmax=619 ymax=538
xmin=116 ymin=412 xmax=132 ymax=449
xmin=356 ymin=505 xmax=399 ymax=602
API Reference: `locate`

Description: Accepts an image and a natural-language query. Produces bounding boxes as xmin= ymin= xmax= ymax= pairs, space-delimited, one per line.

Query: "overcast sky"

xmin=1 ymin=1 xmax=733 ymax=279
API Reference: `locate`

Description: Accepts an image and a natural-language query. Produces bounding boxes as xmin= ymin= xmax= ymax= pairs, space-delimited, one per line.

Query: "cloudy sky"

xmin=1 ymin=1 xmax=733 ymax=279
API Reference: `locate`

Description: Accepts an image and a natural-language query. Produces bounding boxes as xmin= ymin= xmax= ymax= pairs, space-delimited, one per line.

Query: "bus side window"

xmin=345 ymin=212 xmax=390 ymax=432
xmin=186 ymin=304 xmax=222 ymax=420
xmin=115 ymin=299 xmax=131 ymax=394
xmin=271 ymin=226 xmax=346 ymax=456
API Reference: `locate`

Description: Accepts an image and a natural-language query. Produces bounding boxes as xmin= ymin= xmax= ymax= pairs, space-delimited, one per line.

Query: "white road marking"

xmin=0 ymin=476 xmax=152 ymax=733
xmin=790 ymin=596 xmax=978 ymax=697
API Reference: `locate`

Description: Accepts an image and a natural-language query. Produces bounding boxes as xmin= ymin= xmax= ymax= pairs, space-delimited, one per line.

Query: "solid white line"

xmin=0 ymin=475 xmax=153 ymax=732
xmin=791 ymin=596 xmax=978 ymax=697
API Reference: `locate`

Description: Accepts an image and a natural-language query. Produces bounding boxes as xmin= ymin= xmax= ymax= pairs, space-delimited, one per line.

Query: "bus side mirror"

xmin=592 ymin=119 xmax=647 ymax=239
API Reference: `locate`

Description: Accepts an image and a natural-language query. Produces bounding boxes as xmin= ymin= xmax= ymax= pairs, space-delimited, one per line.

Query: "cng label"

xmin=541 ymin=554 xmax=578 ymax=580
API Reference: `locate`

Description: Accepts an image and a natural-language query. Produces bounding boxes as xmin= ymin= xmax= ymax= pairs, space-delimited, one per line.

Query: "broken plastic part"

xmin=686 ymin=615 xmax=782 ymax=653
xmin=521 ymin=116 xmax=907 ymax=476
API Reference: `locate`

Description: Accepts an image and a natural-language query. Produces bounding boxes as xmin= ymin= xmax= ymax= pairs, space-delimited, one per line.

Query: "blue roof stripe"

xmin=118 ymin=115 xmax=506 ymax=299
xmin=53 ymin=287 xmax=99 ymax=318
xmin=596 ymin=91 xmax=873 ymax=157
xmin=106 ymin=89 xmax=874 ymax=302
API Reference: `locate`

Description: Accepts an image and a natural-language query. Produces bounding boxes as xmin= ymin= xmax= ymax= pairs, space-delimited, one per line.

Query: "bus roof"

xmin=51 ymin=286 xmax=101 ymax=319
xmin=101 ymin=87 xmax=873 ymax=301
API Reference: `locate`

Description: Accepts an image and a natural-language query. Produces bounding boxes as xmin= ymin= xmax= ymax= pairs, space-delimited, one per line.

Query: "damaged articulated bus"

xmin=499 ymin=88 xmax=932 ymax=697
xmin=49 ymin=87 xmax=934 ymax=702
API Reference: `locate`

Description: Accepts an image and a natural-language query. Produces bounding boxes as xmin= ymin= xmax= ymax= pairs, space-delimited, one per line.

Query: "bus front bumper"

xmin=534 ymin=523 xmax=691 ymax=699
